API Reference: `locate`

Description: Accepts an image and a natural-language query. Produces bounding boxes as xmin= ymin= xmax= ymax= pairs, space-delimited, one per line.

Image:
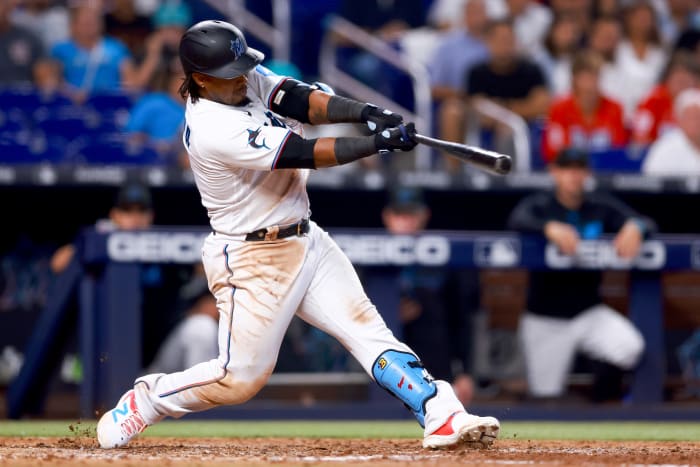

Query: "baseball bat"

xmin=413 ymin=133 xmax=512 ymax=175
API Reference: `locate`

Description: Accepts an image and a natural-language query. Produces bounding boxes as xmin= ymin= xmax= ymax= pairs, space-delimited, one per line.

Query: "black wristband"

xmin=326 ymin=95 xmax=368 ymax=123
xmin=334 ymin=136 xmax=378 ymax=165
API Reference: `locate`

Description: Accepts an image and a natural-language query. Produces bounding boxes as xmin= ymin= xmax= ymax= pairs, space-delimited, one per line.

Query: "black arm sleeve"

xmin=274 ymin=132 xmax=317 ymax=169
xmin=269 ymin=79 xmax=313 ymax=123
xmin=507 ymin=193 xmax=551 ymax=233
xmin=335 ymin=136 xmax=378 ymax=165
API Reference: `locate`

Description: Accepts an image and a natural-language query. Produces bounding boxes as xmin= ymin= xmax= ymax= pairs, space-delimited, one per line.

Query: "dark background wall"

xmin=3 ymin=185 xmax=698 ymax=254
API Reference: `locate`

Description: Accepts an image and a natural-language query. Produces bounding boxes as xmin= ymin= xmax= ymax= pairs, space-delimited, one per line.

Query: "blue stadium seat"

xmin=87 ymin=91 xmax=134 ymax=115
xmin=75 ymin=135 xmax=166 ymax=165
xmin=590 ymin=147 xmax=647 ymax=173
xmin=0 ymin=137 xmax=31 ymax=163
xmin=0 ymin=111 xmax=23 ymax=133
xmin=0 ymin=86 xmax=41 ymax=112
xmin=87 ymin=91 xmax=134 ymax=134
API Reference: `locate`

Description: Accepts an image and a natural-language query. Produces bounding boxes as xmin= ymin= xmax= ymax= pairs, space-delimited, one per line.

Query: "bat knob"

xmin=495 ymin=156 xmax=512 ymax=175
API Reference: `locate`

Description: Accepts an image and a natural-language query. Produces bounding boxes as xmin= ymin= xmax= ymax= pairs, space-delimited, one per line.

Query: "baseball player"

xmin=97 ymin=20 xmax=499 ymax=450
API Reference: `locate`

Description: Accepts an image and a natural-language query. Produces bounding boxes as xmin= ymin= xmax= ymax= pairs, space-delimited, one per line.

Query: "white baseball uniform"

xmin=519 ymin=304 xmax=645 ymax=397
xmin=129 ymin=65 xmax=465 ymax=434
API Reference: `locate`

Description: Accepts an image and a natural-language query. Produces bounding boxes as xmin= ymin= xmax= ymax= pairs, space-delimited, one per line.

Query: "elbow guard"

xmin=269 ymin=79 xmax=313 ymax=123
xmin=274 ymin=132 xmax=317 ymax=169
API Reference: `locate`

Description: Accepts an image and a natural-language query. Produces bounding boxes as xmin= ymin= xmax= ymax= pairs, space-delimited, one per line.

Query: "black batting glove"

xmin=375 ymin=122 xmax=417 ymax=153
xmin=361 ymin=104 xmax=404 ymax=133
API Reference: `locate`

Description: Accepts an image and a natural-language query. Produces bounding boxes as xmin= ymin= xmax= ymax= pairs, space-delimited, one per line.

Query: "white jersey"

xmin=183 ymin=65 xmax=310 ymax=236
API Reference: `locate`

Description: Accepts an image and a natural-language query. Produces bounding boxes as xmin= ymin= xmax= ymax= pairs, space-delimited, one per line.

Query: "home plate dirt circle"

xmin=1 ymin=437 xmax=698 ymax=466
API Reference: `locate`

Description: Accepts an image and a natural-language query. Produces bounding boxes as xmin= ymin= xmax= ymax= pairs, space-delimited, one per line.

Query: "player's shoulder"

xmin=585 ymin=191 xmax=626 ymax=210
xmin=519 ymin=190 xmax=554 ymax=208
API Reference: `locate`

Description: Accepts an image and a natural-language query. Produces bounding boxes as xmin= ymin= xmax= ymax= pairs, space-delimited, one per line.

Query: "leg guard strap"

xmin=372 ymin=349 xmax=437 ymax=427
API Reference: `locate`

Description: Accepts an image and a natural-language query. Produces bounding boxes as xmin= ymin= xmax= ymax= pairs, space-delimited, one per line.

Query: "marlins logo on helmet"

xmin=230 ymin=38 xmax=245 ymax=59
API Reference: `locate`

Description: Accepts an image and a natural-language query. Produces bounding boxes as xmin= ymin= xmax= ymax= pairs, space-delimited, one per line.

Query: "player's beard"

xmin=234 ymin=97 xmax=252 ymax=107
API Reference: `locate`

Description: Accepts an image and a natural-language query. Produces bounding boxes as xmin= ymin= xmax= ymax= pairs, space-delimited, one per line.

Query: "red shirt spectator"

xmin=542 ymin=51 xmax=627 ymax=163
xmin=632 ymin=85 xmax=675 ymax=145
xmin=631 ymin=52 xmax=700 ymax=145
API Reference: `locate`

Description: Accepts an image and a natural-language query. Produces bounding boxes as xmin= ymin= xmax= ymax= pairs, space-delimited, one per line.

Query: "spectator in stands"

xmin=104 ymin=0 xmax=153 ymax=57
xmin=32 ymin=57 xmax=77 ymax=103
xmin=10 ymin=0 xmax=69 ymax=49
xmin=656 ymin=0 xmax=699 ymax=45
xmin=550 ymin=0 xmax=593 ymax=33
xmin=590 ymin=0 xmax=621 ymax=19
xmin=642 ymin=88 xmax=700 ymax=175
xmin=136 ymin=0 xmax=192 ymax=84
xmin=50 ymin=2 xmax=159 ymax=99
xmin=146 ymin=271 xmax=218 ymax=375
xmin=466 ymin=19 xmax=550 ymax=123
xmin=448 ymin=19 xmax=549 ymax=160
xmin=674 ymin=18 xmax=700 ymax=63
xmin=504 ymin=0 xmax=552 ymax=53
xmin=337 ymin=0 xmax=426 ymax=100
xmin=125 ymin=63 xmax=185 ymax=156
xmin=50 ymin=182 xmax=154 ymax=274
xmin=606 ymin=0 xmax=666 ymax=121
xmin=586 ymin=15 xmax=624 ymax=107
xmin=542 ymin=51 xmax=627 ymax=163
xmin=427 ymin=0 xmax=504 ymax=31
xmin=382 ymin=187 xmax=476 ymax=406
xmin=432 ymin=0 xmax=491 ymax=171
xmin=508 ymin=147 xmax=651 ymax=402
xmin=632 ymin=52 xmax=700 ymax=146
xmin=430 ymin=0 xmax=490 ymax=101
xmin=0 ymin=0 xmax=44 ymax=85
xmin=530 ymin=14 xmax=584 ymax=97
xmin=587 ymin=15 xmax=622 ymax=64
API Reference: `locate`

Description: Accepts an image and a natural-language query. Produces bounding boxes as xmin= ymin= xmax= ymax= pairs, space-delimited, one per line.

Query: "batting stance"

xmin=97 ymin=20 xmax=499 ymax=450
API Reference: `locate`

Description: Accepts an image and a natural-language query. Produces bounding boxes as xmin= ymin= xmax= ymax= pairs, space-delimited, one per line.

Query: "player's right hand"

xmin=362 ymin=104 xmax=404 ymax=133
xmin=374 ymin=123 xmax=417 ymax=152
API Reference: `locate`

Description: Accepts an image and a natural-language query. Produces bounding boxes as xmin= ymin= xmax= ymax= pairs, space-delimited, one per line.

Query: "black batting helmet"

xmin=179 ymin=20 xmax=264 ymax=79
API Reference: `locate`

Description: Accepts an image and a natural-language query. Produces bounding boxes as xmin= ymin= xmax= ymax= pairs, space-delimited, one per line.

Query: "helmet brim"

xmin=204 ymin=47 xmax=265 ymax=79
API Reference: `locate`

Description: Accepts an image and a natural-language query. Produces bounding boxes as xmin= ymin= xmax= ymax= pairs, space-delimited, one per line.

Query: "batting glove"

xmin=375 ymin=122 xmax=417 ymax=153
xmin=362 ymin=104 xmax=404 ymax=133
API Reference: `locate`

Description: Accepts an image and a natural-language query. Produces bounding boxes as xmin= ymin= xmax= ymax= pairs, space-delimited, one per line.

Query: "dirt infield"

xmin=1 ymin=437 xmax=699 ymax=466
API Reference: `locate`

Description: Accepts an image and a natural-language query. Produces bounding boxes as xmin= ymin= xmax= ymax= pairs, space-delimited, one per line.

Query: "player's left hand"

xmin=362 ymin=104 xmax=404 ymax=133
xmin=614 ymin=220 xmax=643 ymax=259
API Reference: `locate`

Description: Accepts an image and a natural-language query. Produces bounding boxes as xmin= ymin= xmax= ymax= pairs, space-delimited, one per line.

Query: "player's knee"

xmin=616 ymin=327 xmax=645 ymax=370
xmin=215 ymin=364 xmax=274 ymax=405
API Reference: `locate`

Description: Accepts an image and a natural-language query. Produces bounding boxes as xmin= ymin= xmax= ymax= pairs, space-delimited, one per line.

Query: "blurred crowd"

xmin=1 ymin=0 xmax=699 ymax=172
xmin=0 ymin=0 xmax=192 ymax=166
xmin=338 ymin=0 xmax=700 ymax=173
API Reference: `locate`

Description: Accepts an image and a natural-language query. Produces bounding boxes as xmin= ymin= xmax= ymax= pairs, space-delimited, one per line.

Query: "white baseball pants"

xmin=132 ymin=221 xmax=464 ymax=434
xmin=519 ymin=304 xmax=645 ymax=397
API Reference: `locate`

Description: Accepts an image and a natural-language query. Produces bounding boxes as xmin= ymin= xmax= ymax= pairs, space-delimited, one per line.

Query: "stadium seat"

xmin=0 ymin=86 xmax=41 ymax=113
xmin=590 ymin=147 xmax=647 ymax=173
xmin=87 ymin=91 xmax=134 ymax=115
xmin=74 ymin=135 xmax=166 ymax=165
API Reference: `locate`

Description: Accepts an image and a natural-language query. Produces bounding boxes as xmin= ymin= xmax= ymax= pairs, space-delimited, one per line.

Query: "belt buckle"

xmin=264 ymin=225 xmax=280 ymax=241
xmin=296 ymin=222 xmax=302 ymax=236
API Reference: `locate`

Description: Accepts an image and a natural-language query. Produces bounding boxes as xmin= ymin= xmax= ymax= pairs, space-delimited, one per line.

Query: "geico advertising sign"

xmin=334 ymin=235 xmax=450 ymax=266
xmin=546 ymin=240 xmax=666 ymax=270
xmin=108 ymin=232 xmax=207 ymax=263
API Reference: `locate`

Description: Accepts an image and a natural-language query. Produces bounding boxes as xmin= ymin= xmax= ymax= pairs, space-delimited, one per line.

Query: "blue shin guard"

xmin=371 ymin=350 xmax=437 ymax=427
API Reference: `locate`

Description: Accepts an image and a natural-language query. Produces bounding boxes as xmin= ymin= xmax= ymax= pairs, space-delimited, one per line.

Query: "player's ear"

xmin=191 ymin=72 xmax=208 ymax=88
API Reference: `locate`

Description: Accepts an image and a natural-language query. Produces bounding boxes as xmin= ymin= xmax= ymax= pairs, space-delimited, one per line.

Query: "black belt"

xmin=245 ymin=218 xmax=310 ymax=241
